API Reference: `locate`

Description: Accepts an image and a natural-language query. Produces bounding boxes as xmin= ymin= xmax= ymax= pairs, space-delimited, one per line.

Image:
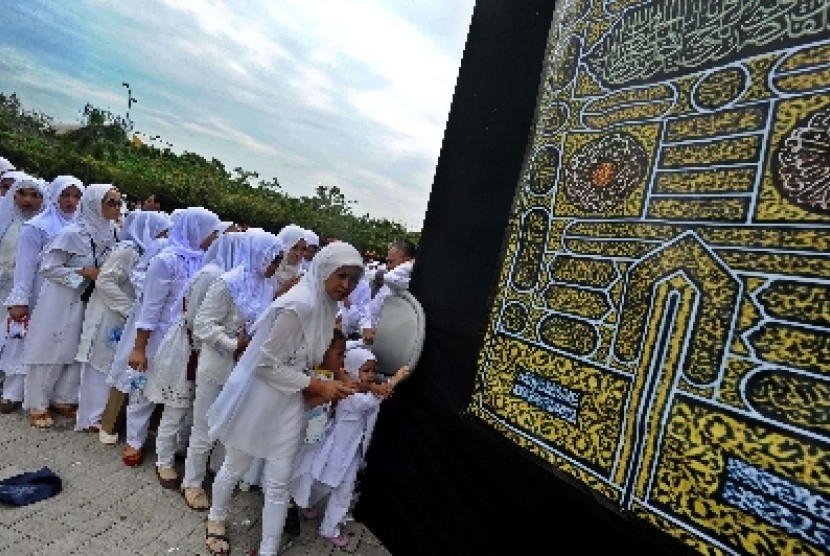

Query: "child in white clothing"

xmin=288 ymin=346 xmax=408 ymax=546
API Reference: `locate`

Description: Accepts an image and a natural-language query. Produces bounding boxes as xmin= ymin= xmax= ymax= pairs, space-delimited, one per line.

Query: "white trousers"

xmin=318 ymin=457 xmax=360 ymax=538
xmin=183 ymin=379 xmax=222 ymax=487
xmin=156 ymin=405 xmax=191 ymax=468
xmin=208 ymin=447 xmax=294 ymax=556
xmin=1 ymin=374 xmax=24 ymax=402
xmin=75 ymin=363 xmax=109 ymax=431
xmin=125 ymin=395 xmax=155 ymax=450
xmin=23 ymin=362 xmax=81 ymax=411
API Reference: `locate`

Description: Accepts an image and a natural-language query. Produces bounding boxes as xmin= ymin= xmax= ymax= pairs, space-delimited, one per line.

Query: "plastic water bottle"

xmin=129 ymin=371 xmax=148 ymax=406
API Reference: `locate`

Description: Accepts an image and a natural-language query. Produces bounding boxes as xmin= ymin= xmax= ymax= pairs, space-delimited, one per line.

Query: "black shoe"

xmin=284 ymin=504 xmax=301 ymax=537
xmin=0 ymin=399 xmax=22 ymax=414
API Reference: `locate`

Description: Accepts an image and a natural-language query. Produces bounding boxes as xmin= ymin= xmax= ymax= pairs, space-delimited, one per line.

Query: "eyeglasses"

xmin=102 ymin=198 xmax=121 ymax=207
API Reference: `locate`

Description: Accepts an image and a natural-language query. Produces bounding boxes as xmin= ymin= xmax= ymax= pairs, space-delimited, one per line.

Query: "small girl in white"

xmin=289 ymin=346 xmax=408 ymax=547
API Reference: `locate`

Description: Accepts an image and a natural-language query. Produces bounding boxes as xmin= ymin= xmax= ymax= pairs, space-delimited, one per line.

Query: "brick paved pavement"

xmin=0 ymin=409 xmax=392 ymax=556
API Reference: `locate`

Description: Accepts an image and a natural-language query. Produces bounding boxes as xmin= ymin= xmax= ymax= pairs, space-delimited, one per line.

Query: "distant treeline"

xmin=0 ymin=93 xmax=418 ymax=255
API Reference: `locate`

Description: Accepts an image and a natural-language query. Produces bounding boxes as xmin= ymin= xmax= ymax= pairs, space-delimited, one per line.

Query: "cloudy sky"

xmin=0 ymin=0 xmax=476 ymax=231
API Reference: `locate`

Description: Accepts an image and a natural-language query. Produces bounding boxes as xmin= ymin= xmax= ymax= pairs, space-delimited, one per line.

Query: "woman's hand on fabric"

xmin=128 ymin=348 xmax=147 ymax=371
xmin=7 ymin=305 xmax=28 ymax=322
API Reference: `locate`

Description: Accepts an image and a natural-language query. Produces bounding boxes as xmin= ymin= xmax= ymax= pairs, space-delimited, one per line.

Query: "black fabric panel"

xmin=358 ymin=397 xmax=689 ymax=555
xmin=354 ymin=1 xmax=688 ymax=554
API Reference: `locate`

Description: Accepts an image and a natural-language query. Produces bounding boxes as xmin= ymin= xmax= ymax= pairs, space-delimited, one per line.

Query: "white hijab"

xmin=161 ymin=206 xmax=221 ymax=281
xmin=0 ymin=172 xmax=48 ymax=239
xmin=344 ymin=346 xmax=375 ymax=380
xmin=78 ymin=184 xmax=118 ymax=249
xmin=268 ymin=240 xmax=364 ymax=366
xmin=273 ymin=223 xmax=306 ymax=281
xmin=26 ymin=175 xmax=85 ymax=239
xmin=220 ymin=230 xmax=281 ymax=329
xmin=119 ymin=210 xmax=171 ymax=252
xmin=0 ymin=157 xmax=15 ymax=176
xmin=201 ymin=230 xmax=244 ymax=273
xmin=118 ymin=210 xmax=172 ymax=292
xmin=302 ymin=229 xmax=319 ymax=248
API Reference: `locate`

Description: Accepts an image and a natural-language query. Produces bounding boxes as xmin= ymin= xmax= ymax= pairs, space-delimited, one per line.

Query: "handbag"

xmin=79 ymin=237 xmax=98 ymax=303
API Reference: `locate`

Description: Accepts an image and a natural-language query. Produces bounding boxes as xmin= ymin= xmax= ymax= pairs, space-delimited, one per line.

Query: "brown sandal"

xmin=49 ymin=403 xmax=77 ymax=418
xmin=206 ymin=520 xmax=230 ymax=555
xmin=181 ymin=485 xmax=210 ymax=511
xmin=29 ymin=410 xmax=54 ymax=429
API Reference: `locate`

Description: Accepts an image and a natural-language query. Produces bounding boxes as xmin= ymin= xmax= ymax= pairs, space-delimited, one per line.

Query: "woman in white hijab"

xmin=179 ymin=230 xmax=281 ymax=510
xmin=148 ymin=230 xmax=247 ymax=487
xmin=204 ymin=241 xmax=363 ymax=556
xmin=74 ymin=210 xmax=171 ymax=433
xmin=119 ymin=206 xmax=220 ymax=467
xmin=0 ymin=173 xmax=48 ymax=413
xmin=269 ymin=224 xmax=307 ymax=299
xmin=99 ymin=211 xmax=172 ymax=443
xmin=22 ymin=184 xmax=120 ymax=429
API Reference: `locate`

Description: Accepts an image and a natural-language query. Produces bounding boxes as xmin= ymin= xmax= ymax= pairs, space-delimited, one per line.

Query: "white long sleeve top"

xmin=4 ymin=223 xmax=46 ymax=307
xmin=193 ymin=279 xmax=243 ymax=386
xmin=359 ymin=260 xmax=414 ymax=330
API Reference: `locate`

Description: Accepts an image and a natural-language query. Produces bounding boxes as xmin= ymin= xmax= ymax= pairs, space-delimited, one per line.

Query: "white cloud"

xmin=0 ymin=0 xmax=475 ymax=231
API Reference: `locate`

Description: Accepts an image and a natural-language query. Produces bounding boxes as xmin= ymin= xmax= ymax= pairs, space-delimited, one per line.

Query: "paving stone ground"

xmin=0 ymin=408 xmax=392 ymax=556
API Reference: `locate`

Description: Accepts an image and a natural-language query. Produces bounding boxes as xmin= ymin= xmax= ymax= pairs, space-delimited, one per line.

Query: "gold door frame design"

xmin=470 ymin=1 xmax=830 ymax=554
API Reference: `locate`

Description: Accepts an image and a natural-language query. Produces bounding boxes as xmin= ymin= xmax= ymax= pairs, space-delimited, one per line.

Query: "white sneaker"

xmin=98 ymin=429 xmax=118 ymax=445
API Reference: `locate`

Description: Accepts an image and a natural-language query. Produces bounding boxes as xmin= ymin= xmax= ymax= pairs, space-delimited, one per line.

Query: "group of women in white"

xmin=0 ymin=165 xmax=410 ymax=556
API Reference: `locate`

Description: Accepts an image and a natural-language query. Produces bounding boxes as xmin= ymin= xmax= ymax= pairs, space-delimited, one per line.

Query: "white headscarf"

xmin=216 ymin=220 xmax=235 ymax=234
xmin=26 ymin=175 xmax=85 ymax=239
xmin=119 ymin=210 xmax=172 ymax=292
xmin=202 ymin=230 xmax=244 ymax=273
xmin=276 ymin=224 xmax=306 ymax=252
xmin=161 ymin=206 xmax=221 ymax=280
xmin=303 ymin=229 xmax=319 ymax=247
xmin=270 ymin=240 xmax=364 ymax=366
xmin=273 ymin=223 xmax=306 ymax=281
xmin=344 ymin=346 xmax=375 ymax=380
xmin=0 ymin=157 xmax=15 ymax=176
xmin=78 ymin=184 xmax=118 ymax=249
xmin=0 ymin=172 xmax=47 ymax=239
xmin=119 ymin=210 xmax=171 ymax=251
xmin=220 ymin=230 xmax=281 ymax=329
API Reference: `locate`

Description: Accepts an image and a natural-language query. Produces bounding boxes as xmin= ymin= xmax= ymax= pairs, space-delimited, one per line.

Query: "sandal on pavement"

xmin=322 ymin=532 xmax=350 ymax=548
xmin=299 ymin=505 xmax=320 ymax=520
xmin=206 ymin=521 xmax=230 ymax=556
xmin=121 ymin=445 xmax=143 ymax=466
xmin=49 ymin=403 xmax=77 ymax=419
xmin=180 ymin=485 xmax=210 ymax=511
xmin=0 ymin=399 xmax=22 ymax=414
xmin=29 ymin=410 xmax=54 ymax=429
xmin=98 ymin=429 xmax=118 ymax=445
xmin=156 ymin=466 xmax=180 ymax=490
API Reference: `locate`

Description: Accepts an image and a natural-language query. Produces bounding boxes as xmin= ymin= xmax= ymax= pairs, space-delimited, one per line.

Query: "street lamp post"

xmin=122 ymin=82 xmax=137 ymax=130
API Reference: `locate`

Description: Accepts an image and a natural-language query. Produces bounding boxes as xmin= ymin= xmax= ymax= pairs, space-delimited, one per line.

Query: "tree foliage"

xmin=0 ymin=94 xmax=420 ymax=255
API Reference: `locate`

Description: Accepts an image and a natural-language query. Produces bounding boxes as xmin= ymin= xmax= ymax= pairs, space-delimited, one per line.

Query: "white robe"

xmin=76 ymin=244 xmax=138 ymax=373
xmin=192 ymin=280 xmax=242 ymax=386
xmin=144 ymin=262 xmax=222 ymax=407
xmin=23 ymin=240 xmax=106 ymax=365
xmin=208 ymin=308 xmax=312 ymax=460
xmin=306 ymin=392 xmax=380 ymax=488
